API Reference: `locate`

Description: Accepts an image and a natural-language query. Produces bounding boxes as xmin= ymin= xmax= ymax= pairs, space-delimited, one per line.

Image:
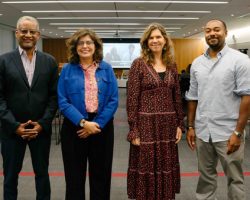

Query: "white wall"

xmin=226 ymin=26 xmax=250 ymax=57
xmin=0 ymin=26 xmax=44 ymax=55
xmin=190 ymin=26 xmax=250 ymax=57
xmin=0 ymin=28 xmax=14 ymax=55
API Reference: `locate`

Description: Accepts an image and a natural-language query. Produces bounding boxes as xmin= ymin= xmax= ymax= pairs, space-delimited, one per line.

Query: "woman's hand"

xmin=131 ymin=138 xmax=140 ymax=146
xmin=77 ymin=121 xmax=101 ymax=139
xmin=175 ymin=127 xmax=182 ymax=144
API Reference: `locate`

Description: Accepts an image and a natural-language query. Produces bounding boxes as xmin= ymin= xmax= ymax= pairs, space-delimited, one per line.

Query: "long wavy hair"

xmin=140 ymin=23 xmax=175 ymax=66
xmin=66 ymin=28 xmax=103 ymax=64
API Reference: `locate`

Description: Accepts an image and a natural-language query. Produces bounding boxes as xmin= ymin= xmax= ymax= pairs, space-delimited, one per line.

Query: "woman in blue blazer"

xmin=58 ymin=28 xmax=118 ymax=200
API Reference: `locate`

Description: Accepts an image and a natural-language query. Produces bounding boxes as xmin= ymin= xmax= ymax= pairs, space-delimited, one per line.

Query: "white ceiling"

xmin=0 ymin=0 xmax=250 ymax=39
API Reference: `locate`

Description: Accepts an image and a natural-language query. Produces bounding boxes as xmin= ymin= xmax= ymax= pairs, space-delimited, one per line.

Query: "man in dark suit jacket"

xmin=0 ymin=16 xmax=58 ymax=200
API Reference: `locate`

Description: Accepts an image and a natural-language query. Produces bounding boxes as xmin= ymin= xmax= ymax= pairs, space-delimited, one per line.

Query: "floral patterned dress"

xmin=127 ymin=58 xmax=184 ymax=200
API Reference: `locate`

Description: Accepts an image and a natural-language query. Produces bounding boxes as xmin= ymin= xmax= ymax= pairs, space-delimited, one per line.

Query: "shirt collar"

xmin=80 ymin=61 xmax=98 ymax=71
xmin=204 ymin=44 xmax=229 ymax=59
xmin=18 ymin=46 xmax=37 ymax=56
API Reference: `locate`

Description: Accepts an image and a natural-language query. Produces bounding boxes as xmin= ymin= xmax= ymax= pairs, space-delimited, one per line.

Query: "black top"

xmin=158 ymin=71 xmax=166 ymax=80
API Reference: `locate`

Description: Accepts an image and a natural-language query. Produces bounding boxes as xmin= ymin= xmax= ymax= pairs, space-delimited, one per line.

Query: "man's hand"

xmin=16 ymin=121 xmax=32 ymax=139
xmin=77 ymin=121 xmax=101 ymax=139
xmin=16 ymin=120 xmax=42 ymax=140
xmin=227 ymin=132 xmax=241 ymax=155
xmin=29 ymin=121 xmax=43 ymax=133
xmin=186 ymin=128 xmax=196 ymax=150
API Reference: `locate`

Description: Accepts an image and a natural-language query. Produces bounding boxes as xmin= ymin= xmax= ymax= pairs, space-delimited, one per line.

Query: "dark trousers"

xmin=61 ymin=117 xmax=114 ymax=200
xmin=1 ymin=136 xmax=51 ymax=200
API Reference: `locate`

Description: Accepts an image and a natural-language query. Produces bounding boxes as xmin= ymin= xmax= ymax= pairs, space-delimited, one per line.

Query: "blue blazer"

xmin=57 ymin=60 xmax=118 ymax=128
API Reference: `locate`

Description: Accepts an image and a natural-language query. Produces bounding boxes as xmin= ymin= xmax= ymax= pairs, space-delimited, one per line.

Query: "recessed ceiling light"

xmin=136 ymin=6 xmax=146 ymax=10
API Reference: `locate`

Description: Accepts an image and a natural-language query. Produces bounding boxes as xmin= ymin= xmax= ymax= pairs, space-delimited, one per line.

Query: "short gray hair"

xmin=16 ymin=16 xmax=39 ymax=30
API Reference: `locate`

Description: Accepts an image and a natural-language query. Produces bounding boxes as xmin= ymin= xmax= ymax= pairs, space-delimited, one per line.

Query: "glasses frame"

xmin=17 ymin=29 xmax=40 ymax=36
xmin=77 ymin=40 xmax=95 ymax=47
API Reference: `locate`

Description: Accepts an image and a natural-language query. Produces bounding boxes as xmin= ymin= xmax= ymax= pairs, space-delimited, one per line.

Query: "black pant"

xmin=1 ymin=136 xmax=51 ymax=200
xmin=61 ymin=117 xmax=114 ymax=200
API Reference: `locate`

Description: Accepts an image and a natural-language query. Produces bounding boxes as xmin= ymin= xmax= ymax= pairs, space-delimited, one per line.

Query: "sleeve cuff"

xmin=178 ymin=120 xmax=185 ymax=132
xmin=127 ymin=128 xmax=139 ymax=142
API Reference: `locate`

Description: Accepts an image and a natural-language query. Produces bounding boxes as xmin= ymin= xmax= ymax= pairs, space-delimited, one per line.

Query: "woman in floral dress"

xmin=127 ymin=23 xmax=184 ymax=200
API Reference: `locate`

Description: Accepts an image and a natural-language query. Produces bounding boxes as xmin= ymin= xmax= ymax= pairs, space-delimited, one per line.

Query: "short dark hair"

xmin=206 ymin=19 xmax=227 ymax=31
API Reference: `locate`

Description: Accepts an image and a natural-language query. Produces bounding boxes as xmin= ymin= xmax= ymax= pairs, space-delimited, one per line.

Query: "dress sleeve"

xmin=126 ymin=59 xmax=142 ymax=141
xmin=172 ymin=67 xmax=185 ymax=131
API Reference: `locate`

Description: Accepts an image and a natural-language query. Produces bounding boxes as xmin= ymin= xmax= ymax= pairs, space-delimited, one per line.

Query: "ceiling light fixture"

xmin=2 ymin=1 xmax=229 ymax=4
xmin=57 ymin=27 xmax=182 ymax=30
xmin=64 ymin=30 xmax=175 ymax=33
xmin=51 ymin=22 xmax=182 ymax=26
xmin=237 ymin=12 xmax=250 ymax=18
xmin=39 ymin=17 xmax=199 ymax=20
xmin=23 ymin=10 xmax=211 ymax=13
xmin=65 ymin=30 xmax=147 ymax=33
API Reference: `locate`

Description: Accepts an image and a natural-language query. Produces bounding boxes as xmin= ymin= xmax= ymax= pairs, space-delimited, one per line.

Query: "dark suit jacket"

xmin=0 ymin=48 xmax=58 ymax=139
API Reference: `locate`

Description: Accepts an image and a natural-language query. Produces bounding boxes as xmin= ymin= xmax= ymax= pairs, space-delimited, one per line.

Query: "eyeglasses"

xmin=18 ymin=29 xmax=39 ymax=35
xmin=77 ymin=41 xmax=94 ymax=46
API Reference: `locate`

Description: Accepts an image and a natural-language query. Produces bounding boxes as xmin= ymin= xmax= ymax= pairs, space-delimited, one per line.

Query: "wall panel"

xmin=43 ymin=38 xmax=68 ymax=64
xmin=172 ymin=38 xmax=205 ymax=73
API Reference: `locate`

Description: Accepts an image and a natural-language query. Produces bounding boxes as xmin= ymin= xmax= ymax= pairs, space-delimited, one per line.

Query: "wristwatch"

xmin=186 ymin=125 xmax=194 ymax=130
xmin=233 ymin=130 xmax=242 ymax=138
xmin=79 ymin=119 xmax=85 ymax=128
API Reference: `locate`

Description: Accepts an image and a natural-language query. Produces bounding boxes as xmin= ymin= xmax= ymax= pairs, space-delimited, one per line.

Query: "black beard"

xmin=207 ymin=37 xmax=225 ymax=52
xmin=209 ymin=44 xmax=223 ymax=51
